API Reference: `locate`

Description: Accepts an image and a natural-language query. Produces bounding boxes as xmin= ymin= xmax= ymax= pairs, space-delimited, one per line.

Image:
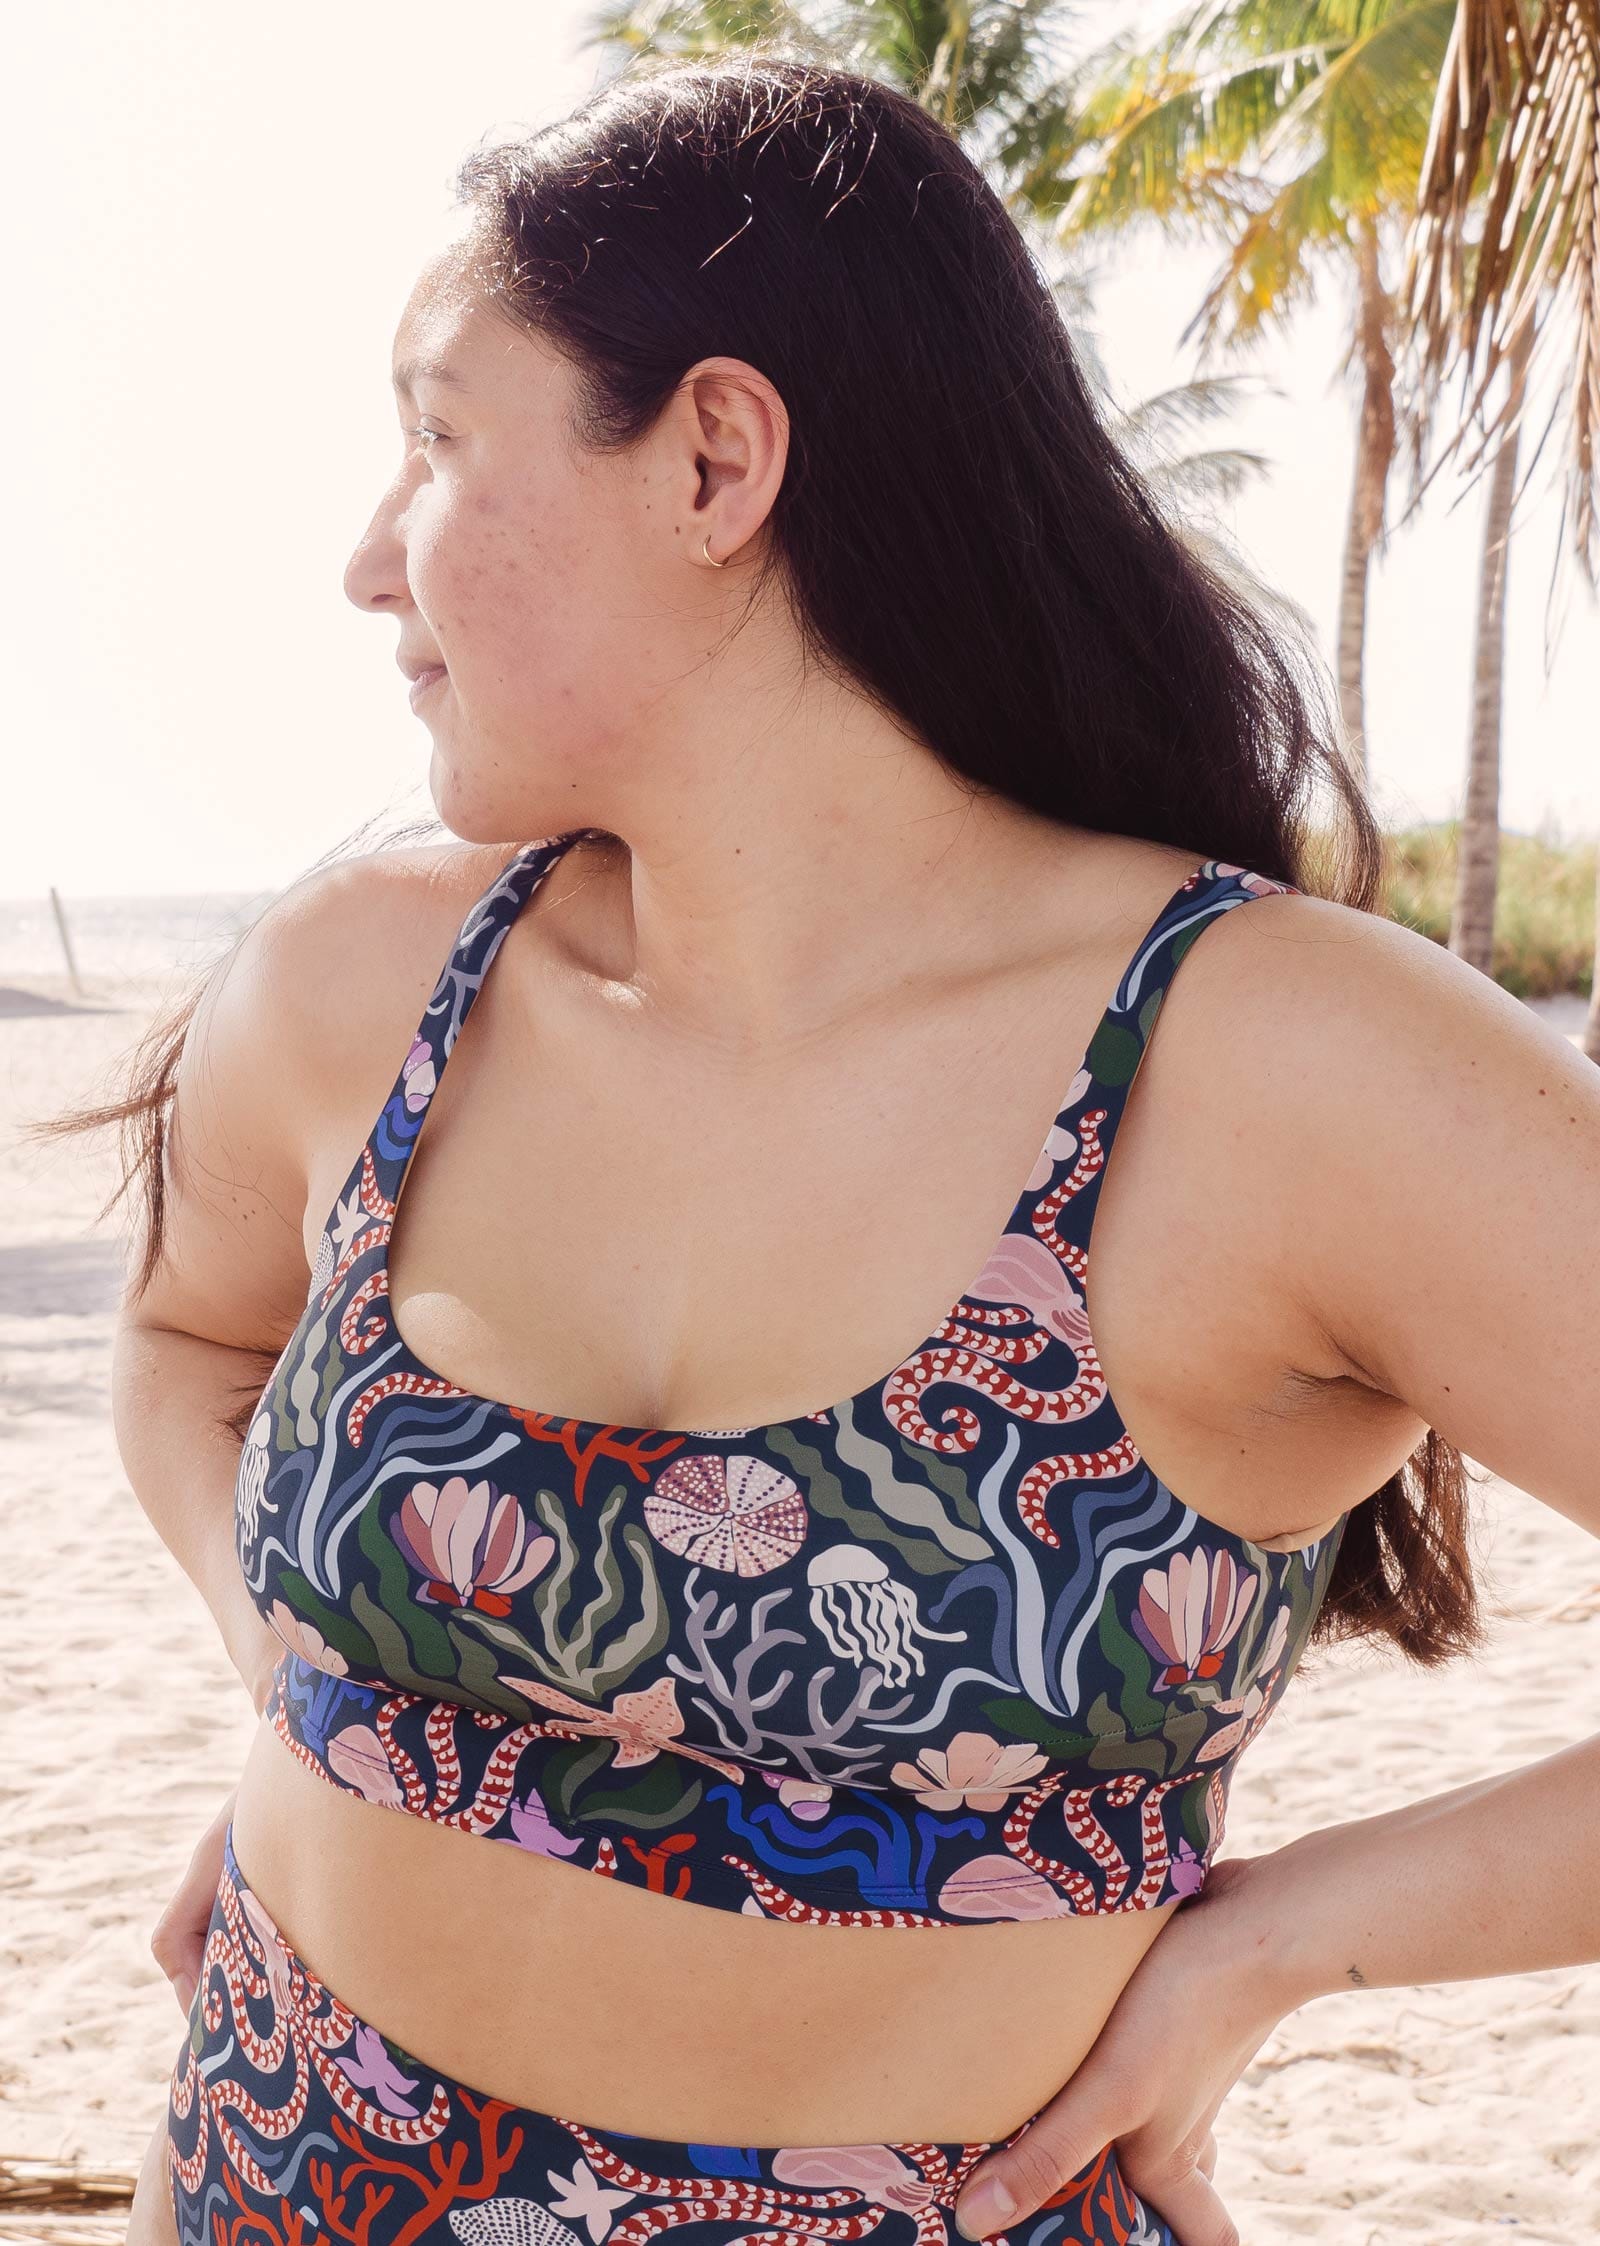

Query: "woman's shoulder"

xmin=240 ymin=833 xmax=537 ymax=1043
xmin=125 ymin=837 xmax=515 ymax=1344
xmin=1138 ymin=862 xmax=1598 ymax=1403
xmin=265 ymin=832 xmax=512 ymax=957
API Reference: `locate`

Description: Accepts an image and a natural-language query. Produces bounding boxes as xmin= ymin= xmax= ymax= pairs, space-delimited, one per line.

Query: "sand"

xmin=3 ymin=969 xmax=1597 ymax=2245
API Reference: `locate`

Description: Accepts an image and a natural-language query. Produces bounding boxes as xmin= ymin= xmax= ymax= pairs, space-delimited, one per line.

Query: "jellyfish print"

xmin=236 ymin=1407 xmax=273 ymax=1552
xmin=805 ymin=1545 xmax=965 ymax=1688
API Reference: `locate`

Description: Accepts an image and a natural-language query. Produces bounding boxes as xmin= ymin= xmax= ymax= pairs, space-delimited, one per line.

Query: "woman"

xmin=59 ymin=54 xmax=1598 ymax=2246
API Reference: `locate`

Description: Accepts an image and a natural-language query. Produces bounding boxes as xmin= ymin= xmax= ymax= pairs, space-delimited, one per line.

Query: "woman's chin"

xmin=426 ymin=779 xmax=528 ymax=848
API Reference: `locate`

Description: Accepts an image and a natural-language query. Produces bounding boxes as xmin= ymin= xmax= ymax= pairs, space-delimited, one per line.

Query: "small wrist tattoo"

xmin=1345 ymin=1962 xmax=1367 ymax=1987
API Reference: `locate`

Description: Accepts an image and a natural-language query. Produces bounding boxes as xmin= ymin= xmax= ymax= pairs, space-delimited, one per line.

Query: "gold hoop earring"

xmin=701 ymin=535 xmax=727 ymax=568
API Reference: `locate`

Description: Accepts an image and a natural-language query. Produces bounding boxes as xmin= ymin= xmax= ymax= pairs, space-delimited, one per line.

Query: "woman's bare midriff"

xmin=229 ymin=1719 xmax=1181 ymax=2146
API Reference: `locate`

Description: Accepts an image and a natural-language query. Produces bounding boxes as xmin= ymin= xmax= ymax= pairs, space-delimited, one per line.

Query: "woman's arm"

xmin=1259 ymin=899 xmax=1600 ymax=1980
xmin=1243 ymin=1729 xmax=1600 ymax=2005
xmin=111 ymin=1320 xmax=285 ymax=1715
xmin=111 ymin=843 xmax=484 ymax=1704
xmin=110 ymin=866 xmax=353 ymax=1709
xmin=954 ymin=895 xmax=1600 ymax=2246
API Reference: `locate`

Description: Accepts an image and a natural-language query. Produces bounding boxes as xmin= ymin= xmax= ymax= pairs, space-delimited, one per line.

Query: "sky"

xmin=5 ymin=0 xmax=1597 ymax=904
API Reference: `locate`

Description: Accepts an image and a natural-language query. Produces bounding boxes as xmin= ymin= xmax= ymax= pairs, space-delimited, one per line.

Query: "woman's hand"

xmin=953 ymin=1855 xmax=1302 ymax=2246
xmin=150 ymin=1787 xmax=236 ymax=2015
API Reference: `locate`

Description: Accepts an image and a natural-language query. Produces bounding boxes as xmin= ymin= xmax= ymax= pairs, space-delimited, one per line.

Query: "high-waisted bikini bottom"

xmin=165 ymin=1824 xmax=1176 ymax=2246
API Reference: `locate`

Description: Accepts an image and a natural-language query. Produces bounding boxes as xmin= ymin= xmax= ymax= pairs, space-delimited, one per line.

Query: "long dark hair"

xmin=25 ymin=53 xmax=1482 ymax=1669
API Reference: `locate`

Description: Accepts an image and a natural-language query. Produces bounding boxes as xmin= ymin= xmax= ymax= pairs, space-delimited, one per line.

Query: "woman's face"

xmin=343 ymin=212 xmax=706 ymax=842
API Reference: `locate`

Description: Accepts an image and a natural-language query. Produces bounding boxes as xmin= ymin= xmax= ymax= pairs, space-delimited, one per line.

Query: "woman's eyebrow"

xmin=391 ymin=355 xmax=470 ymax=396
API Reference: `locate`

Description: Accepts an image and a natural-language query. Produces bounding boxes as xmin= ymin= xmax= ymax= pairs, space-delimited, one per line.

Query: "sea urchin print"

xmin=642 ymin=1453 xmax=809 ymax=1576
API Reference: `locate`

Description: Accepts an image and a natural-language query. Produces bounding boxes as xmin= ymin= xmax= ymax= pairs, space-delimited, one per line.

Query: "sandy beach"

xmin=3 ymin=968 xmax=1597 ymax=2245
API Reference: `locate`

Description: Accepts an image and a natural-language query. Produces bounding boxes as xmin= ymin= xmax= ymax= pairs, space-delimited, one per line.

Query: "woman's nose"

xmin=343 ymin=485 xmax=411 ymax=613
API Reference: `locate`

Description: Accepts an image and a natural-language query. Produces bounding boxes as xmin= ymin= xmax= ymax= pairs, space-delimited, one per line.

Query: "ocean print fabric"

xmin=238 ymin=829 xmax=1351 ymax=1925
xmin=166 ymin=1825 xmax=1179 ymax=2246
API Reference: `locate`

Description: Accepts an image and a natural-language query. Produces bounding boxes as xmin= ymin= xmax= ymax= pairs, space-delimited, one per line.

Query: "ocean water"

xmin=0 ymin=889 xmax=280 ymax=985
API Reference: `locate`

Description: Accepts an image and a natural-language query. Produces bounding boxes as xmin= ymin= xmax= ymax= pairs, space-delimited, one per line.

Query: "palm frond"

xmin=1118 ymin=370 xmax=1282 ymax=445
xmin=1402 ymin=0 xmax=1599 ymax=589
xmin=1142 ymin=444 xmax=1277 ymax=502
xmin=1249 ymin=0 xmax=1455 ymax=205
xmin=579 ymin=0 xmax=823 ymax=65
xmin=1059 ymin=48 xmax=1331 ymax=238
xmin=1112 ymin=370 xmax=1278 ymax=510
xmin=1184 ymin=150 xmax=1351 ymax=351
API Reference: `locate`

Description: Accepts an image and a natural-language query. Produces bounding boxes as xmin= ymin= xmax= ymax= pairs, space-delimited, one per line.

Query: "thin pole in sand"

xmin=48 ymin=886 xmax=85 ymax=997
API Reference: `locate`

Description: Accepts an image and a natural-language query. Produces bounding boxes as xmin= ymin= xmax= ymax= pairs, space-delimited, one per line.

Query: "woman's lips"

xmin=408 ymin=666 xmax=446 ymax=707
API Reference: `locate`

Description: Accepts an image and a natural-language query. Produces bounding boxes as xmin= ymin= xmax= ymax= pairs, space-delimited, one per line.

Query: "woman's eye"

xmin=406 ymin=424 xmax=445 ymax=456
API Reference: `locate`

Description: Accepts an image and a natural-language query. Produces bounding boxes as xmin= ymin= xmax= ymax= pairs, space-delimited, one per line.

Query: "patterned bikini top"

xmin=241 ymin=827 xmax=1351 ymax=1928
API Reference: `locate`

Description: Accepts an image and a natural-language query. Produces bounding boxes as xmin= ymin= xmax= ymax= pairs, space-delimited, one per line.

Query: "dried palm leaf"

xmin=1401 ymin=0 xmax=1598 ymax=589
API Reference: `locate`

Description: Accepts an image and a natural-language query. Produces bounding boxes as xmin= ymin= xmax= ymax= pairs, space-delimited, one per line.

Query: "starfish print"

xmin=546 ymin=2155 xmax=636 ymax=2241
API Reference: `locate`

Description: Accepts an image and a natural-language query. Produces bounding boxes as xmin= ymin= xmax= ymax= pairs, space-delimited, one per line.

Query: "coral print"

xmin=235 ymin=830 xmax=1349 ymax=1928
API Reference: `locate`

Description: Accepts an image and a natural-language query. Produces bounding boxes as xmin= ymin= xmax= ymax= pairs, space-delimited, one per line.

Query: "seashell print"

xmin=962 ymin=1228 xmax=1090 ymax=1348
xmin=326 ymin=1724 xmax=404 ymax=1808
xmin=392 ymin=1475 xmax=555 ymax=1614
xmin=1131 ymin=1545 xmax=1259 ymax=1687
xmin=643 ymin=1454 xmax=808 ymax=1576
xmin=268 ymin=1599 xmax=348 ymax=1677
xmin=769 ymin=2144 xmax=933 ymax=2211
xmin=937 ymin=1854 xmax=1077 ymax=1921
xmin=401 ymin=1034 xmax=437 ymax=1114
xmin=448 ymin=2201 xmax=584 ymax=2246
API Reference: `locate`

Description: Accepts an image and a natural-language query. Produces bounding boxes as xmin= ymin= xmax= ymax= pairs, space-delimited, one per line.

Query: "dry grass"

xmin=1381 ymin=821 xmax=1597 ymax=998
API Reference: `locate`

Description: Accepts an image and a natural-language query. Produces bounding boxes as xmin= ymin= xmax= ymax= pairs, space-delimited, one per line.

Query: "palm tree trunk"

xmin=1336 ymin=464 xmax=1376 ymax=784
xmin=1336 ymin=219 xmax=1396 ymax=786
xmin=1449 ymin=328 xmax=1533 ymax=975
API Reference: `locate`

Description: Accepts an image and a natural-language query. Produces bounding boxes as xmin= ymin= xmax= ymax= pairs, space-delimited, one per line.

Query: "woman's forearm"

xmin=112 ymin=1317 xmax=282 ymax=1715
xmin=1234 ymin=1729 xmax=1600 ymax=2007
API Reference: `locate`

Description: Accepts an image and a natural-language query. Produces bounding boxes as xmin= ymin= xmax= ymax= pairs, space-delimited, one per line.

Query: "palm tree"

xmin=1053 ymin=2 xmax=1456 ymax=784
xmin=832 ymin=0 xmax=1546 ymax=1003
xmin=1449 ymin=324 xmax=1534 ymax=977
xmin=1401 ymin=0 xmax=1600 ymax=1055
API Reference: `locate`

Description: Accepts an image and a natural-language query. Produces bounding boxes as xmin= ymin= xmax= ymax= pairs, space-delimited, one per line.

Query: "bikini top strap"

xmin=363 ymin=827 xmax=600 ymax=1209
xmin=1064 ymin=857 xmax=1301 ymax=1189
